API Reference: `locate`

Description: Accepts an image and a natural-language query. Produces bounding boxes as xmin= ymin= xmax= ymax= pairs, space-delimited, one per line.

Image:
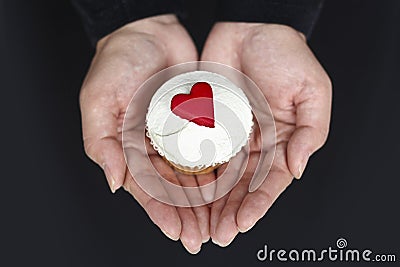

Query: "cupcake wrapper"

xmin=162 ymin=156 xmax=221 ymax=175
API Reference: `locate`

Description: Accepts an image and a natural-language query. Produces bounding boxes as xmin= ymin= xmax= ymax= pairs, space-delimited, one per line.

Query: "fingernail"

xmin=103 ymin=164 xmax=116 ymax=193
xmin=238 ymin=224 xmax=254 ymax=233
xmin=238 ymin=219 xmax=256 ymax=233
xmin=296 ymin=164 xmax=304 ymax=179
xmin=212 ymin=237 xmax=233 ymax=247
xmin=182 ymin=242 xmax=201 ymax=254
xmin=211 ymin=238 xmax=222 ymax=246
xmin=202 ymin=235 xmax=210 ymax=243
xmin=218 ymin=236 xmax=236 ymax=247
xmin=161 ymin=229 xmax=179 ymax=241
xmin=191 ymin=247 xmax=201 ymax=254
xmin=295 ymin=157 xmax=309 ymax=179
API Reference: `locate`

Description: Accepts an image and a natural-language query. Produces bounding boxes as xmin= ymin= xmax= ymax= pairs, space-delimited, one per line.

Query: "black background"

xmin=1 ymin=0 xmax=399 ymax=266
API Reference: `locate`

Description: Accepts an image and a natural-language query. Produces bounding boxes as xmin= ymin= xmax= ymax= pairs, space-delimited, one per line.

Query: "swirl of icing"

xmin=146 ymin=71 xmax=253 ymax=170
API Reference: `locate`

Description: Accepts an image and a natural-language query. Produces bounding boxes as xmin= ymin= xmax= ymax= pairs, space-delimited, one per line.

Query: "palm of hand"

xmin=202 ymin=23 xmax=331 ymax=246
xmin=80 ymin=15 xmax=213 ymax=253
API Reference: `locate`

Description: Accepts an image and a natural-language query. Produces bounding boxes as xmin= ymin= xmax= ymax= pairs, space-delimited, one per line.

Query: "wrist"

xmin=243 ymin=23 xmax=306 ymax=43
xmin=209 ymin=22 xmax=306 ymax=57
xmin=96 ymin=14 xmax=179 ymax=52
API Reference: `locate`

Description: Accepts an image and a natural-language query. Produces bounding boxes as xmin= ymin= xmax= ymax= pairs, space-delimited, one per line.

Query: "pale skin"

xmin=80 ymin=14 xmax=331 ymax=253
xmin=202 ymin=22 xmax=332 ymax=246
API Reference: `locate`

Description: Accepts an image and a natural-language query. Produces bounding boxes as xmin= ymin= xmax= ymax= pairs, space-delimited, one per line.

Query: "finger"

xmin=123 ymin=172 xmax=182 ymax=241
xmin=151 ymin=157 xmax=202 ymax=253
xmin=193 ymin=206 xmax=210 ymax=243
xmin=175 ymin=187 xmax=204 ymax=252
xmin=288 ymin=81 xmax=332 ymax=178
xmin=176 ymin=207 xmax=203 ymax=254
xmin=196 ymin=172 xmax=216 ymax=204
xmin=212 ymin=153 xmax=259 ymax=246
xmin=212 ymin=179 xmax=247 ymax=247
xmin=81 ymin=99 xmax=125 ymax=193
xmin=247 ymin=119 xmax=274 ymax=192
xmin=237 ymin=143 xmax=293 ymax=232
xmin=209 ymin=148 xmax=248 ymax=239
xmin=176 ymin=172 xmax=210 ymax=243
xmin=209 ymin=165 xmax=229 ymax=239
xmin=210 ymin=195 xmax=229 ymax=245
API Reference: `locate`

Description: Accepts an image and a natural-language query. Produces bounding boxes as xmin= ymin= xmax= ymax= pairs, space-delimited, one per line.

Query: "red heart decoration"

xmin=170 ymin=82 xmax=215 ymax=128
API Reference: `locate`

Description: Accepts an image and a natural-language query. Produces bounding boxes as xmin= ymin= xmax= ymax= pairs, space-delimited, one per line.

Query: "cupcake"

xmin=146 ymin=70 xmax=253 ymax=174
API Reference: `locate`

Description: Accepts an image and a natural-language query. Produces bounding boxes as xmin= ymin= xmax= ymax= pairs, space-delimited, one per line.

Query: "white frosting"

xmin=146 ymin=71 xmax=253 ymax=169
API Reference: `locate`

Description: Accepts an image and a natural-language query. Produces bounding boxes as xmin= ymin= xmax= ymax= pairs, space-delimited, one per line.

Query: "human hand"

xmin=79 ymin=14 xmax=212 ymax=253
xmin=201 ymin=23 xmax=332 ymax=246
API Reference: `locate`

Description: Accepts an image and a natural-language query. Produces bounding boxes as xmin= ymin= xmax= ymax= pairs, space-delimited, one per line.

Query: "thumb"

xmin=80 ymin=96 xmax=126 ymax=193
xmin=287 ymin=82 xmax=332 ymax=179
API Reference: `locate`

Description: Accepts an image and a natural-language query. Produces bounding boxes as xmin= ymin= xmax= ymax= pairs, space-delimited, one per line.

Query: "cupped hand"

xmin=201 ymin=23 xmax=332 ymax=246
xmin=79 ymin=14 xmax=212 ymax=253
